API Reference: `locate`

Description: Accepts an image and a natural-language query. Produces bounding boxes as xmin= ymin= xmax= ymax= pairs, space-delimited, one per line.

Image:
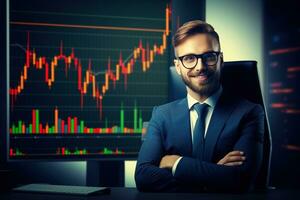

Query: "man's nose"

xmin=194 ymin=58 xmax=205 ymax=71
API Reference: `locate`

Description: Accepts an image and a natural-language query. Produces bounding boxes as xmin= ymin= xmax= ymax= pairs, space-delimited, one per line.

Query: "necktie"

xmin=192 ymin=103 xmax=209 ymax=159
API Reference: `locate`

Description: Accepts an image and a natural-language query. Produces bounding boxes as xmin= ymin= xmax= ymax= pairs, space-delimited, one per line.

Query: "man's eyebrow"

xmin=178 ymin=51 xmax=215 ymax=57
xmin=177 ymin=52 xmax=198 ymax=57
xmin=179 ymin=53 xmax=195 ymax=57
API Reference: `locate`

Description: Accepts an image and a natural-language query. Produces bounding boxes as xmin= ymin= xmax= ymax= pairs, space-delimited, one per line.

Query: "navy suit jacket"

xmin=135 ymin=90 xmax=265 ymax=192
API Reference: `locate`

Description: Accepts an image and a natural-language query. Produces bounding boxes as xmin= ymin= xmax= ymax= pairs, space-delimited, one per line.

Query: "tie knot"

xmin=193 ymin=103 xmax=209 ymax=117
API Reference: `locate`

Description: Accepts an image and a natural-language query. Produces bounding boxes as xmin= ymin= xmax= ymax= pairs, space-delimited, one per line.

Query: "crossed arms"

xmin=135 ymin=104 xmax=264 ymax=192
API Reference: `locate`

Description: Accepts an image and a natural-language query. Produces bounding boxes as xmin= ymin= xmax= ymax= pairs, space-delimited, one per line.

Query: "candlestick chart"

xmin=8 ymin=0 xmax=170 ymax=159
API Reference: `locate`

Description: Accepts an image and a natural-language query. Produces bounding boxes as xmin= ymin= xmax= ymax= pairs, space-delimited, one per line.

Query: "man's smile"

xmin=189 ymin=71 xmax=212 ymax=84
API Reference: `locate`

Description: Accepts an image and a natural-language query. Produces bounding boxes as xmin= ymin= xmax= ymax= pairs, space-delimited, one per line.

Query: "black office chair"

xmin=168 ymin=61 xmax=272 ymax=190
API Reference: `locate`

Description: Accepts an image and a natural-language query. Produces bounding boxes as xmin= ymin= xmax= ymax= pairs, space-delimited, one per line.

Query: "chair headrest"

xmin=221 ymin=61 xmax=263 ymax=104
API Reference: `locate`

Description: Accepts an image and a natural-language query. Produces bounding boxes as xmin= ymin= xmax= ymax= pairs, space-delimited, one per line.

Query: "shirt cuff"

xmin=172 ymin=156 xmax=183 ymax=176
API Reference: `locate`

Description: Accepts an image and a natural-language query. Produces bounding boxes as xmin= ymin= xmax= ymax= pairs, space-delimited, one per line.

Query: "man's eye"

xmin=183 ymin=55 xmax=196 ymax=63
xmin=203 ymin=53 xmax=216 ymax=61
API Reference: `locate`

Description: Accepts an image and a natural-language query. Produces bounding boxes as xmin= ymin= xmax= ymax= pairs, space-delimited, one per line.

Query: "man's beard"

xmin=180 ymin=68 xmax=220 ymax=97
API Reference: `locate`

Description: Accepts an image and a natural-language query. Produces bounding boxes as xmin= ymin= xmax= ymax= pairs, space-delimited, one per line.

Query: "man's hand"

xmin=217 ymin=151 xmax=246 ymax=166
xmin=159 ymin=155 xmax=180 ymax=169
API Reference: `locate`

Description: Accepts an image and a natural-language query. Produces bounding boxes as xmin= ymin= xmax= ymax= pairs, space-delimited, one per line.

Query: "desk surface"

xmin=1 ymin=187 xmax=299 ymax=200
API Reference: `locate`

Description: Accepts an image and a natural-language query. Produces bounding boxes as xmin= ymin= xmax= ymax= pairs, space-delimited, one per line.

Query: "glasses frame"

xmin=177 ymin=51 xmax=221 ymax=69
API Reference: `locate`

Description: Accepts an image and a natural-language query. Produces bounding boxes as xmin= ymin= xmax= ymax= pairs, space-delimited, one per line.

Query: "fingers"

xmin=217 ymin=151 xmax=246 ymax=166
xmin=224 ymin=161 xmax=243 ymax=166
xmin=227 ymin=151 xmax=244 ymax=156
xmin=159 ymin=155 xmax=180 ymax=169
xmin=225 ymin=155 xmax=246 ymax=162
xmin=159 ymin=155 xmax=168 ymax=168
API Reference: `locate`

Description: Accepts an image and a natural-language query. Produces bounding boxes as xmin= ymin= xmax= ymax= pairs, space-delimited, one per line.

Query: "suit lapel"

xmin=172 ymin=98 xmax=193 ymax=156
xmin=203 ymin=91 xmax=237 ymax=161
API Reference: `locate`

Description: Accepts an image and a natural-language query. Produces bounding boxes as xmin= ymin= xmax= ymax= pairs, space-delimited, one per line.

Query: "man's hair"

xmin=172 ymin=20 xmax=221 ymax=50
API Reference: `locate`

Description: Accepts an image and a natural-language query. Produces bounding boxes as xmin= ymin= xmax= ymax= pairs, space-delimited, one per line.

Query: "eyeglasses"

xmin=177 ymin=51 xmax=221 ymax=69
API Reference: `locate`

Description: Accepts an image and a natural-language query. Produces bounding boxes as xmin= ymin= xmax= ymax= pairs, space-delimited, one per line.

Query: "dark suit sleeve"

xmin=174 ymin=104 xmax=265 ymax=192
xmin=135 ymin=107 xmax=178 ymax=192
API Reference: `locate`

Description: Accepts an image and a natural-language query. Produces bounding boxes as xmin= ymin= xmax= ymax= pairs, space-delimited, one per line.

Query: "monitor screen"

xmin=7 ymin=0 xmax=170 ymax=160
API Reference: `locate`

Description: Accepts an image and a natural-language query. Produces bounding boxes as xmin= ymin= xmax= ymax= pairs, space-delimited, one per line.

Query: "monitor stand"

xmin=86 ymin=161 xmax=124 ymax=187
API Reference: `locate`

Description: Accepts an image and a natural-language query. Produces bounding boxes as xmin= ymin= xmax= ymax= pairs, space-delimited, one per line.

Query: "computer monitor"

xmin=7 ymin=0 xmax=170 ymax=163
xmin=6 ymin=0 xmax=171 ymax=187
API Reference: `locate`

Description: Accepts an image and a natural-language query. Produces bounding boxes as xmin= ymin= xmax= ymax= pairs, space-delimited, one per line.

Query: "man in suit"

xmin=135 ymin=20 xmax=264 ymax=192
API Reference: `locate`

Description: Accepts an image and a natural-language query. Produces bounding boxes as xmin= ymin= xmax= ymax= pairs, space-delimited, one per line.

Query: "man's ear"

xmin=174 ymin=59 xmax=181 ymax=75
xmin=220 ymin=52 xmax=224 ymax=67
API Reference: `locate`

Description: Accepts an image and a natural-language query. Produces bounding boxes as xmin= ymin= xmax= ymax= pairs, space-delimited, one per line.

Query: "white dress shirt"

xmin=171 ymin=86 xmax=223 ymax=175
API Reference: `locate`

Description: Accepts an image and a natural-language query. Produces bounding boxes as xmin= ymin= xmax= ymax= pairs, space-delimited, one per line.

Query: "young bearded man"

xmin=135 ymin=20 xmax=264 ymax=193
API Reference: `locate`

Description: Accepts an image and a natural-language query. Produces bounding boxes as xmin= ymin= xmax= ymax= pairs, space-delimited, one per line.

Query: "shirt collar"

xmin=187 ymin=86 xmax=223 ymax=110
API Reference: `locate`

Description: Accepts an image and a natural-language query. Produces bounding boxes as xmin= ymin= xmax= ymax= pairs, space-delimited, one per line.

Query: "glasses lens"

xmin=203 ymin=52 xmax=218 ymax=66
xmin=182 ymin=55 xmax=197 ymax=68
